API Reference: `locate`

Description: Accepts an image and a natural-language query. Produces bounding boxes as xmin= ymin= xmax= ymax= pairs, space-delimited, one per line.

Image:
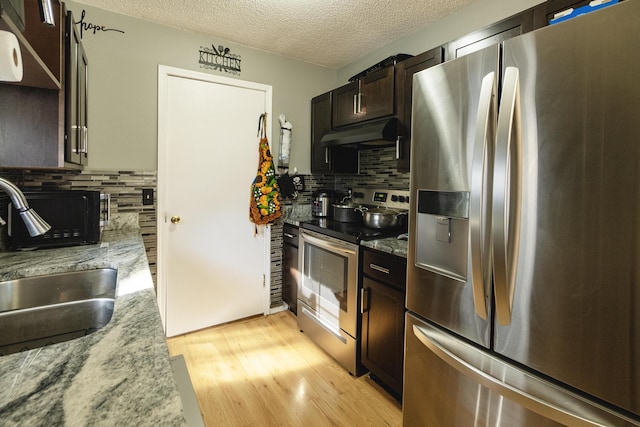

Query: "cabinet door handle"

xmin=284 ymin=233 xmax=295 ymax=239
xmin=40 ymin=0 xmax=55 ymax=25
xmin=353 ymin=93 xmax=363 ymax=114
xmin=370 ymin=263 xmax=390 ymax=274
xmin=324 ymin=147 xmax=329 ymax=165
xmin=71 ymin=125 xmax=80 ymax=153
xmin=82 ymin=126 xmax=88 ymax=154
xmin=395 ymin=136 xmax=402 ymax=160
xmin=360 ymin=288 xmax=369 ymax=313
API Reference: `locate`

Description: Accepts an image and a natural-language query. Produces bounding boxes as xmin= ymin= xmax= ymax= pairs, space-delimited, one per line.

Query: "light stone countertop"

xmin=0 ymin=230 xmax=186 ymax=426
xmin=282 ymin=203 xmax=313 ymax=226
xmin=360 ymin=236 xmax=408 ymax=258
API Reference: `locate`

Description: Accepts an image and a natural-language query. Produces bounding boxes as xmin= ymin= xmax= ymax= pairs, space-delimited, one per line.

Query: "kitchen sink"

xmin=0 ymin=268 xmax=117 ymax=356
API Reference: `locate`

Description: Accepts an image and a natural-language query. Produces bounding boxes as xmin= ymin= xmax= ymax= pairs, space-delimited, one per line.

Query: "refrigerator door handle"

xmin=493 ymin=66 xmax=523 ymax=326
xmin=470 ymin=72 xmax=497 ymax=320
xmin=412 ymin=322 xmax=632 ymax=426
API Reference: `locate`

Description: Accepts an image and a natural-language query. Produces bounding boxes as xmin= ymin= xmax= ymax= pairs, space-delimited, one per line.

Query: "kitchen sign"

xmin=199 ymin=44 xmax=241 ymax=75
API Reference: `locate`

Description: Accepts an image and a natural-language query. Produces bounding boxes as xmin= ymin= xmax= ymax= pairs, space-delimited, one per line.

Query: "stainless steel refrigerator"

xmin=405 ymin=1 xmax=640 ymax=425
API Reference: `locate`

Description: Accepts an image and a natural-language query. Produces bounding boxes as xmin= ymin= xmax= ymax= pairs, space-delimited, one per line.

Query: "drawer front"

xmin=283 ymin=224 xmax=299 ymax=247
xmin=362 ymin=249 xmax=406 ymax=290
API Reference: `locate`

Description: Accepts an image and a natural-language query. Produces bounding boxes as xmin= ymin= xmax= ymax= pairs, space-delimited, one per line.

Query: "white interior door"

xmin=157 ymin=66 xmax=272 ymax=337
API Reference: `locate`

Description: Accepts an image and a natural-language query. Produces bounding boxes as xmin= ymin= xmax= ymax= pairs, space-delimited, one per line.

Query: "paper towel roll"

xmin=0 ymin=30 xmax=23 ymax=82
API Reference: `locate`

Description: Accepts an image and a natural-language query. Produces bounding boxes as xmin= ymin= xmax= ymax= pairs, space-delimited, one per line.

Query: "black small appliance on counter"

xmin=8 ymin=190 xmax=107 ymax=250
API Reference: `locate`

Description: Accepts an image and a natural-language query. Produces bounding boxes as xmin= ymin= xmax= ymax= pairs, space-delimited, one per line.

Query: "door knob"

xmin=170 ymin=216 xmax=181 ymax=224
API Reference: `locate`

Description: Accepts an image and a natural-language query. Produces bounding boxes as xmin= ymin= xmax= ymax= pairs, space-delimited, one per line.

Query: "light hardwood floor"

xmin=167 ymin=311 xmax=402 ymax=427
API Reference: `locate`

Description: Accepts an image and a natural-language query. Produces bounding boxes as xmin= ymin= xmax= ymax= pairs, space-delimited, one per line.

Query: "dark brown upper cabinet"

xmin=0 ymin=0 xmax=63 ymax=89
xmin=0 ymin=4 xmax=89 ymax=169
xmin=446 ymin=6 xmax=538 ymax=61
xmin=310 ymin=91 xmax=359 ymax=174
xmin=0 ymin=0 xmax=65 ymax=168
xmin=446 ymin=1 xmax=603 ymax=59
xmin=65 ymin=9 xmax=88 ymax=166
xmin=332 ymin=66 xmax=395 ymax=128
xmin=394 ymin=47 xmax=444 ymax=172
xmin=311 ymin=92 xmax=332 ymax=173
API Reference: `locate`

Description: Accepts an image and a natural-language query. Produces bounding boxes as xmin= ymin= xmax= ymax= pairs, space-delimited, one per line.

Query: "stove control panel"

xmin=351 ymin=188 xmax=410 ymax=211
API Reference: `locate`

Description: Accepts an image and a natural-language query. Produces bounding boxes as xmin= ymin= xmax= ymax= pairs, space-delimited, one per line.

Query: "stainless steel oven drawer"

xmin=297 ymin=302 xmax=360 ymax=375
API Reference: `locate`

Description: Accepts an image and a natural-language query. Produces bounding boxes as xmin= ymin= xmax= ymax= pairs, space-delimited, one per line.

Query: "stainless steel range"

xmin=297 ymin=188 xmax=409 ymax=375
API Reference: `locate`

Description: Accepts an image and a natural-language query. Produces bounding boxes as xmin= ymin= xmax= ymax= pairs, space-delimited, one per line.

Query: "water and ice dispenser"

xmin=415 ymin=190 xmax=470 ymax=282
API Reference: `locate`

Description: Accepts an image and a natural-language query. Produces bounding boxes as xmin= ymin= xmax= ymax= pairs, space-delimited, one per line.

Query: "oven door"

xmin=298 ymin=229 xmax=359 ymax=339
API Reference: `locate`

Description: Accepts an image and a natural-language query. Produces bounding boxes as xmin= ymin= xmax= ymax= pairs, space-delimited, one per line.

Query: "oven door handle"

xmin=300 ymin=230 xmax=357 ymax=256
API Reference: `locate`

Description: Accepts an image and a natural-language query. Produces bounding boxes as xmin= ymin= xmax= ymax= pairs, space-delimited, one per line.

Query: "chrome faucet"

xmin=0 ymin=177 xmax=51 ymax=236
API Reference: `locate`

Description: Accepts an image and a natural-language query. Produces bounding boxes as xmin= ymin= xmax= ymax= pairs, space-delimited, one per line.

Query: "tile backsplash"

xmin=279 ymin=146 xmax=410 ymax=207
xmin=0 ymin=146 xmax=409 ymax=308
xmin=0 ymin=169 xmax=157 ymax=282
xmin=336 ymin=145 xmax=410 ymax=191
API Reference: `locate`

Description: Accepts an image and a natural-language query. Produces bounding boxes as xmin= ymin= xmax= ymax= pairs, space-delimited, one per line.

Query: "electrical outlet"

xmin=142 ymin=188 xmax=154 ymax=205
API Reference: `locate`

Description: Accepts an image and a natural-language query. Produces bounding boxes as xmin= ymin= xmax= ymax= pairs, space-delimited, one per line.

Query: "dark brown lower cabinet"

xmin=360 ymin=248 xmax=406 ymax=399
xmin=282 ymin=224 xmax=299 ymax=315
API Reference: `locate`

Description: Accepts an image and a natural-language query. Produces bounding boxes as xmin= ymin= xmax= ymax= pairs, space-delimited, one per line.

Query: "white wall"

xmin=66 ymin=1 xmax=337 ymax=173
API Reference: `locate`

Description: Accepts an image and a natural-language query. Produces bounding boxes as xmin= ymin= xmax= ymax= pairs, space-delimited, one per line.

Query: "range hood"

xmin=320 ymin=117 xmax=398 ymax=149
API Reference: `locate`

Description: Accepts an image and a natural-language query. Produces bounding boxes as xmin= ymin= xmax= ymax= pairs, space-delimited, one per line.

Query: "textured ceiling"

xmin=73 ymin=0 xmax=475 ymax=68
